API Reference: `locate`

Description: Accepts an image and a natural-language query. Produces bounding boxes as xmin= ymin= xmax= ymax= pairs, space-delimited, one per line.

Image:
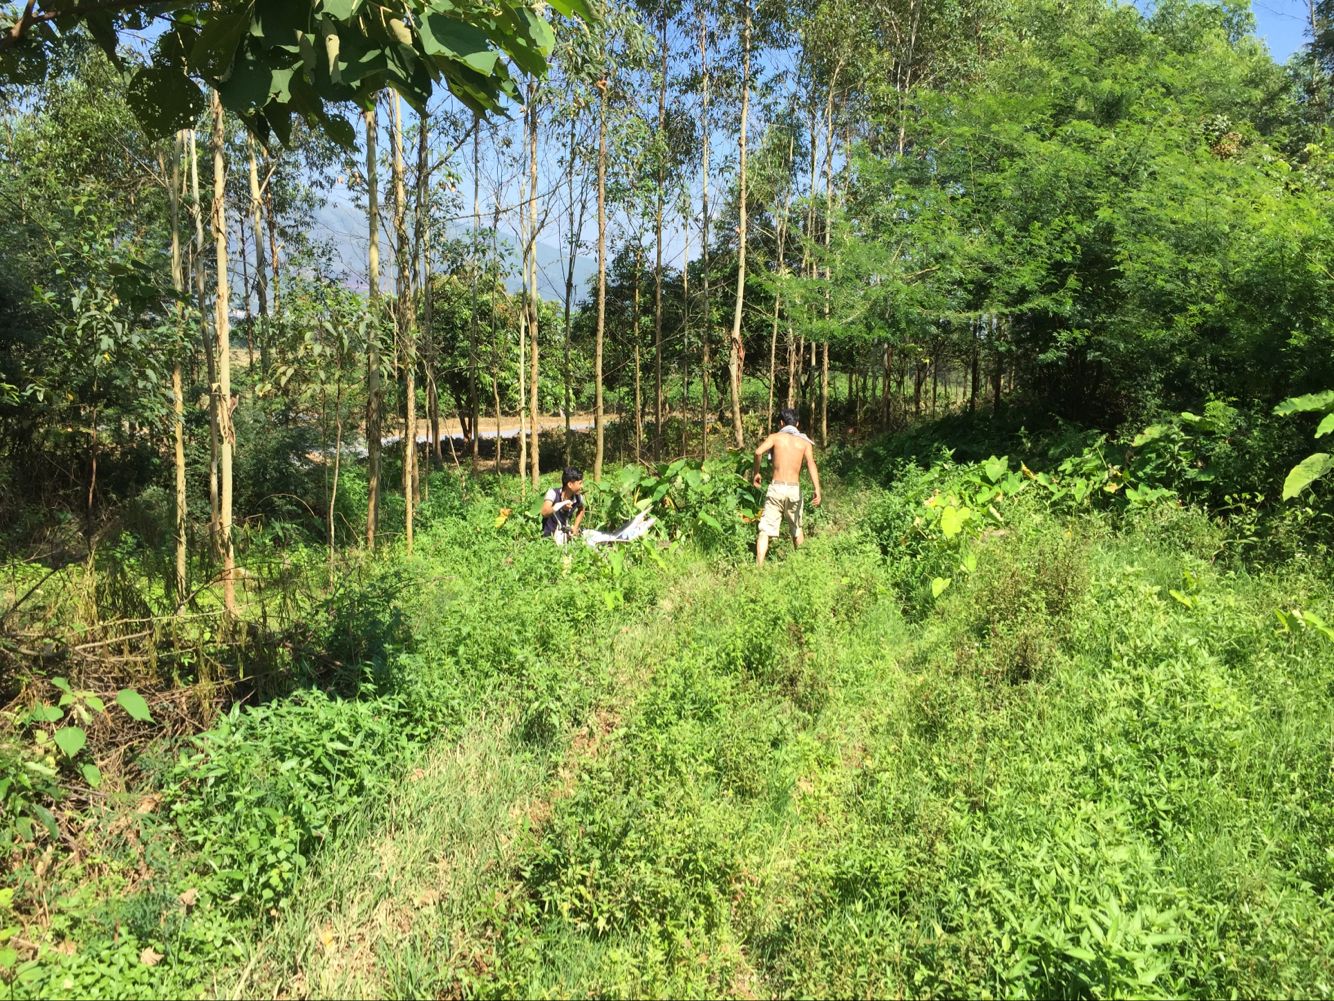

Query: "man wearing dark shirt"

xmin=541 ymin=466 xmax=586 ymax=544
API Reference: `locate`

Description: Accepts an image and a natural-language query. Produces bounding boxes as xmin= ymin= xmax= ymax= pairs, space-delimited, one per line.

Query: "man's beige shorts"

xmin=759 ymin=482 xmax=803 ymax=538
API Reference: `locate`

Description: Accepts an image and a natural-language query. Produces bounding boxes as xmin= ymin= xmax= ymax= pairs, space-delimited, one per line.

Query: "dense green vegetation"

xmin=4 ymin=0 xmax=1334 ymax=996
xmin=7 ymin=436 xmax=1332 ymax=997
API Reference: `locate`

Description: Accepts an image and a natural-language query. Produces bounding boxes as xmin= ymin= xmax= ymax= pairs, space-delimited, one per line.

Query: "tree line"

xmin=3 ymin=0 xmax=1334 ymax=610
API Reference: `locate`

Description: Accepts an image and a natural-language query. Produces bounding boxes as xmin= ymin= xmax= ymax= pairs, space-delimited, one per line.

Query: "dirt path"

xmin=391 ymin=412 xmax=599 ymax=442
xmin=228 ymin=557 xmax=722 ymax=999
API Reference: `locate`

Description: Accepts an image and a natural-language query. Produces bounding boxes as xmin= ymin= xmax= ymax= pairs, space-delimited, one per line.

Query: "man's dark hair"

xmin=779 ymin=407 xmax=799 ymax=428
xmin=562 ymin=466 xmax=583 ymax=487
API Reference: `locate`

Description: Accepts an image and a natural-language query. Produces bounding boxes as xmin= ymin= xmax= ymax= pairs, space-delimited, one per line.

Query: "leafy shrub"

xmin=163 ymin=690 xmax=408 ymax=917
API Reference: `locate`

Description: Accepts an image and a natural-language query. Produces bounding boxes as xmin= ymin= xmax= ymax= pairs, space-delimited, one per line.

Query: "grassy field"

xmin=5 ymin=441 xmax=1334 ymax=999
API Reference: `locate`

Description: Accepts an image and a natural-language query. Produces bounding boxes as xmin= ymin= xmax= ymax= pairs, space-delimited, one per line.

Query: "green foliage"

xmin=5 ymin=1 xmax=597 ymax=145
xmin=164 ymin=689 xmax=409 ymax=914
xmin=1275 ymin=389 xmax=1334 ymax=499
xmin=1 ymin=680 xmax=150 ymax=852
xmin=591 ymin=456 xmax=761 ymax=552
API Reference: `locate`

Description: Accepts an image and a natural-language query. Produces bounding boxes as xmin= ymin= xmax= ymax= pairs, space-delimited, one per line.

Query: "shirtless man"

xmin=751 ymin=407 xmax=822 ymax=565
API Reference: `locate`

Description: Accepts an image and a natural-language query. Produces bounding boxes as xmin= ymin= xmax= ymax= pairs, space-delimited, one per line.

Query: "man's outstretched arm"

xmin=752 ymin=434 xmax=776 ymax=487
xmin=806 ymin=443 xmax=822 ymax=506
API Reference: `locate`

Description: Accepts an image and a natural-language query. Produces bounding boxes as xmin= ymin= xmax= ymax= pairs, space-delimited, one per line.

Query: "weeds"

xmin=4 ymin=437 xmax=1334 ymax=999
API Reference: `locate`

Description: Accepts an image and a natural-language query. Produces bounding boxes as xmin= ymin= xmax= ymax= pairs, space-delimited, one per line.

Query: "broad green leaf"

xmin=940 ymin=505 xmax=968 ymax=538
xmin=84 ymin=695 xmax=105 ymax=713
xmin=189 ymin=9 xmax=251 ymax=79
xmin=50 ymin=677 xmax=71 ymax=694
xmin=217 ymin=49 xmax=277 ymax=110
xmin=319 ymin=0 xmax=361 ymax=18
xmin=983 ymin=456 xmax=1007 ymax=483
xmin=84 ymin=9 xmax=122 ymax=67
xmin=1274 ymin=390 xmax=1334 ymax=416
xmin=1300 ymin=610 xmax=1334 ymax=641
xmin=931 ymin=576 xmax=951 ymax=598
xmin=1281 ymin=452 xmax=1333 ymax=500
xmin=548 ymin=0 xmax=596 ymax=19
xmin=29 ymin=704 xmax=62 ymax=724
xmin=54 ymin=727 xmax=86 ymax=758
xmin=117 ymin=688 xmax=154 ymax=723
xmin=421 ymin=12 xmax=501 ymax=76
xmin=126 ymin=65 xmax=206 ymax=139
xmin=1315 ymin=413 xmax=1334 ymax=438
xmin=31 ymin=805 xmax=58 ymax=839
xmin=1131 ymin=424 xmax=1166 ymax=447
xmin=81 ymin=763 xmax=102 ymax=788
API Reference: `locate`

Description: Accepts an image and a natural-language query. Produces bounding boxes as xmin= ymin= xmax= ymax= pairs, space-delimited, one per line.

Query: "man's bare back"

xmin=751 ymin=411 xmax=822 ymax=565
xmin=760 ymin=432 xmax=814 ymax=485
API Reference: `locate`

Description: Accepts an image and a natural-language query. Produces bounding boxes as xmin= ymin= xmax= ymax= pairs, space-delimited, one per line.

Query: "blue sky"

xmin=302 ymin=0 xmax=1319 ymax=304
xmin=1248 ymin=0 xmax=1310 ymax=61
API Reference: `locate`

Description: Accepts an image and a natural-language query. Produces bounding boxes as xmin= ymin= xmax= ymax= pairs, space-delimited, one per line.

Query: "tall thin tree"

xmin=364 ymin=102 xmax=384 ymax=549
xmin=246 ymin=135 xmax=270 ymax=375
xmin=726 ymin=6 xmax=752 ymax=448
xmin=391 ymin=93 xmax=416 ymax=555
xmin=209 ymin=89 xmax=237 ymax=617
xmin=526 ymin=80 xmax=541 ymax=488
xmin=594 ymin=78 xmax=608 ymax=481
xmin=168 ymin=131 xmax=188 ymax=607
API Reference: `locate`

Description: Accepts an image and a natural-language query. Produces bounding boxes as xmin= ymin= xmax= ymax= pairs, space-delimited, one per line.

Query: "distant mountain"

xmin=309 ymin=189 xmax=595 ymax=303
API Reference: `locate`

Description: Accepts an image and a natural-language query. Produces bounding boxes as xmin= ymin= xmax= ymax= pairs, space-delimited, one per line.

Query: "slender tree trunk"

xmin=726 ymin=9 xmax=751 ymax=449
xmin=698 ymin=5 xmax=711 ymax=457
xmin=329 ymin=376 xmax=345 ymax=574
xmin=491 ymin=190 xmax=504 ymax=473
xmin=470 ymin=120 xmax=482 ymax=467
xmin=416 ymin=110 xmax=435 ymax=477
xmin=786 ymin=326 xmax=797 ymax=409
xmin=821 ymin=343 xmax=829 ymax=443
xmin=391 ymin=94 xmax=415 ymax=555
xmin=561 ymin=110 xmax=583 ymax=467
xmin=516 ymin=187 xmax=528 ymax=484
xmin=168 ymin=132 xmax=188 ymax=607
xmin=634 ymin=249 xmax=643 ymax=464
xmin=266 ymin=186 xmax=281 ymax=316
xmin=209 ymin=89 xmax=236 ymax=618
xmin=654 ymin=3 xmax=668 ymax=460
xmin=969 ymin=321 xmax=979 ymax=414
xmin=767 ymin=133 xmax=794 ymax=431
xmin=931 ymin=349 xmax=938 ymax=416
xmin=766 ymin=294 xmax=779 ymax=431
xmin=527 ymin=84 xmax=541 ymax=488
xmin=680 ymin=216 xmax=691 ymax=455
xmin=246 ymin=135 xmax=270 ymax=375
xmin=992 ymin=315 xmax=1003 ymax=415
xmin=594 ymin=83 xmax=608 ymax=481
xmin=819 ymin=69 xmax=841 ymax=447
xmin=883 ymin=342 xmax=893 ymax=425
xmin=364 ymin=103 xmax=383 ymax=549
xmin=238 ymin=208 xmax=253 ymax=370
xmin=188 ymin=129 xmax=220 ymax=558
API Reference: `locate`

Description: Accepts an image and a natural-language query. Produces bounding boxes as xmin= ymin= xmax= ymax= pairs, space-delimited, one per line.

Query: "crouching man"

xmin=541 ymin=466 xmax=586 ymax=544
xmin=751 ymin=408 xmax=822 ymax=565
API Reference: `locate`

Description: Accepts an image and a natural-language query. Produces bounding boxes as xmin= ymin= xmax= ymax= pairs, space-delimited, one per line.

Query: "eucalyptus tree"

xmin=588 ymin=0 xmax=654 ymax=479
xmin=549 ymin=12 xmax=603 ymax=463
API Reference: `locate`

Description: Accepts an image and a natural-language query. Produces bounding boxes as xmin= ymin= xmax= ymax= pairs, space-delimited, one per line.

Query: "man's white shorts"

xmin=758 ymin=482 xmax=803 ymax=538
